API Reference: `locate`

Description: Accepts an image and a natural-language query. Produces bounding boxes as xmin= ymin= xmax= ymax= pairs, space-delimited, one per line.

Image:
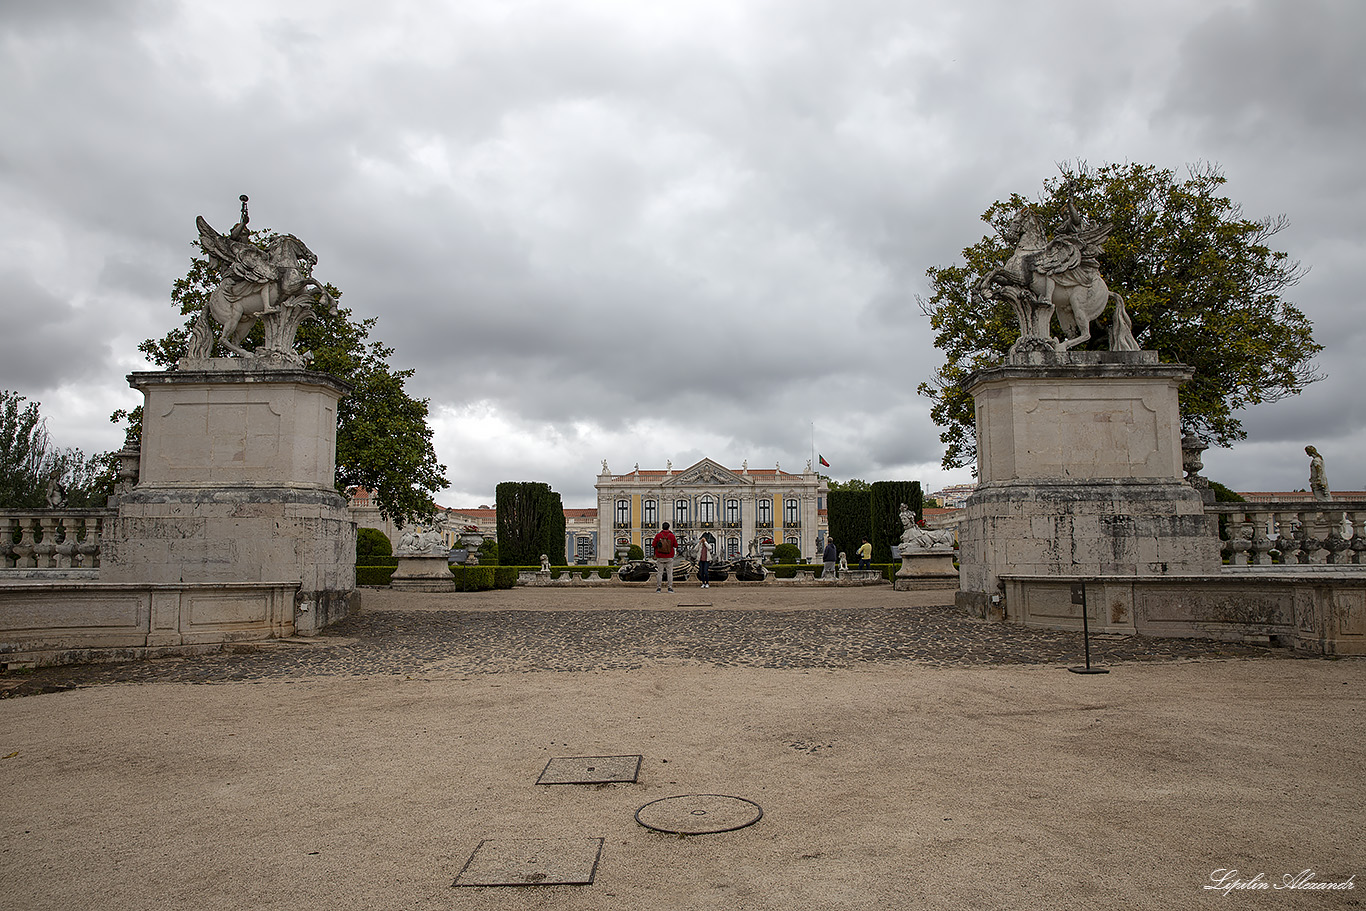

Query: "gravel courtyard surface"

xmin=1 ymin=587 xmax=1361 ymax=910
xmin=1 ymin=587 xmax=1278 ymax=695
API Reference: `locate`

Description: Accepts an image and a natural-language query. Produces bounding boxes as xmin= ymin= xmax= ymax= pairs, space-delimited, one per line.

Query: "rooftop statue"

xmin=978 ymin=200 xmax=1140 ymax=355
xmin=185 ymin=195 xmax=338 ymax=366
xmin=1306 ymin=445 xmax=1332 ymax=501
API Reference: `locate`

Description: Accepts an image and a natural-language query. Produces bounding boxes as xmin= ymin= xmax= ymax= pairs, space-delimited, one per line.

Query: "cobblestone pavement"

xmin=0 ymin=592 xmax=1286 ymax=698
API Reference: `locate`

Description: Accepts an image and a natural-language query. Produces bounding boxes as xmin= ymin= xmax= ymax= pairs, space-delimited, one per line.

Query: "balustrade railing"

xmin=1206 ymin=500 xmax=1366 ymax=566
xmin=1 ymin=510 xmax=113 ymax=570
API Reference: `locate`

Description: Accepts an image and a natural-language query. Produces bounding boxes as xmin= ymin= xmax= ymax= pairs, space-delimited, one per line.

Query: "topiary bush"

xmin=356 ymin=527 xmax=392 ymax=559
xmin=771 ymin=542 xmax=801 ymax=564
xmin=627 ymin=544 xmax=644 ymax=560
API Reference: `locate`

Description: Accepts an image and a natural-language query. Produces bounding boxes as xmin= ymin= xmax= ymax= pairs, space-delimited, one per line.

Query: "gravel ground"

xmin=1 ymin=587 xmax=1361 ymax=911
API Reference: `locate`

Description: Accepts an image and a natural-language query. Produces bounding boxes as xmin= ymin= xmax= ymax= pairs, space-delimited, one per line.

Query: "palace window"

xmin=725 ymin=498 xmax=740 ymax=524
xmin=727 ymin=537 xmax=740 ymax=558
xmin=784 ymin=498 xmax=800 ymax=525
xmin=643 ymin=498 xmax=658 ymax=525
xmin=757 ymin=498 xmax=772 ymax=526
xmin=576 ymin=536 xmax=593 ymax=561
xmin=674 ymin=498 xmax=690 ymax=526
xmin=785 ymin=535 xmax=799 ymax=547
xmin=615 ymin=498 xmax=630 ymax=526
xmin=698 ymin=495 xmax=716 ymax=523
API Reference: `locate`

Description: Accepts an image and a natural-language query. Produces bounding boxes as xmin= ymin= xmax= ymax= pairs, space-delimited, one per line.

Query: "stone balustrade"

xmin=1 ymin=510 xmax=113 ymax=571
xmin=1207 ymin=500 xmax=1366 ymax=566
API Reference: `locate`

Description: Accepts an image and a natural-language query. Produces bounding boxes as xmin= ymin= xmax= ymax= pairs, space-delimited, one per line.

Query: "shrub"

xmin=827 ymin=490 xmax=871 ymax=564
xmin=771 ymin=543 xmax=801 ymax=564
xmin=356 ymin=555 xmax=399 ymax=567
xmin=476 ymin=538 xmax=499 ymax=565
xmin=451 ymin=565 xmax=496 ymax=591
xmin=870 ymin=481 xmax=922 ymax=563
xmin=627 ymin=544 xmax=644 ymax=561
xmin=356 ymin=565 xmax=395 ymax=586
xmin=493 ymin=566 xmax=519 ymax=589
xmin=356 ymin=527 xmax=392 ymax=559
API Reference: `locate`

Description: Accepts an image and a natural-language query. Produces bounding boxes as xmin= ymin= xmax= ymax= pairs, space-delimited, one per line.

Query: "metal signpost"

xmin=1068 ymin=581 xmax=1109 ymax=675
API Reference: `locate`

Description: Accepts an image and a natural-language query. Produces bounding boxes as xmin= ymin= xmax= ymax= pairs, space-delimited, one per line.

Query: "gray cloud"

xmin=2 ymin=0 xmax=1362 ymax=506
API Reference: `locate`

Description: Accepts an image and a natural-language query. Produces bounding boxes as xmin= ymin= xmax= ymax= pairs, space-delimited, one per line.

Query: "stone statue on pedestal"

xmin=186 ymin=196 xmax=338 ymax=366
xmin=978 ymin=200 xmax=1140 ymax=355
xmin=1307 ymin=445 xmax=1331 ymax=501
xmin=899 ymin=503 xmax=955 ymax=550
xmin=397 ymin=519 xmax=448 ymax=556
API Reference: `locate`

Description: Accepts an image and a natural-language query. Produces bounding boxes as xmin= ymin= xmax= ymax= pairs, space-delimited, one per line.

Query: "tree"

xmin=826 ymin=489 xmax=871 ymax=561
xmin=133 ymin=231 xmax=447 ymax=525
xmin=870 ymin=481 xmax=921 ymax=562
xmin=824 ymin=477 xmax=871 ymax=491
xmin=2 ymin=390 xmax=117 ymax=509
xmin=771 ymin=542 xmax=801 ymax=564
xmin=918 ymin=162 xmax=1323 ymax=470
xmin=496 ymin=481 xmax=566 ymax=566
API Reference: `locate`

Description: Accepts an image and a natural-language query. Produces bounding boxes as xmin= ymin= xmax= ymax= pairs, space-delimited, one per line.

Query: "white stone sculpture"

xmin=899 ymin=502 xmax=955 ymax=550
xmin=44 ymin=477 xmax=67 ymax=508
xmin=186 ymin=196 xmax=338 ymax=365
xmin=1307 ymin=445 xmax=1332 ymax=501
xmin=978 ymin=200 xmax=1140 ymax=355
xmin=397 ymin=518 xmax=447 ymax=556
xmin=838 ymin=552 xmax=849 ymax=572
xmin=601 ymin=459 xmax=609 ymax=474
xmin=540 ymin=554 xmax=551 ymax=572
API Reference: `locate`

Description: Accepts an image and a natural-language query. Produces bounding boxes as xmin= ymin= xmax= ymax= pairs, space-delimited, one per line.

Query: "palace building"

xmin=595 ymin=458 xmax=829 ymax=563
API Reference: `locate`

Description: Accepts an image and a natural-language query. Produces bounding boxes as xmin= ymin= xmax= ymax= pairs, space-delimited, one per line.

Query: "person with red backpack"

xmin=652 ymin=521 xmax=678 ymax=593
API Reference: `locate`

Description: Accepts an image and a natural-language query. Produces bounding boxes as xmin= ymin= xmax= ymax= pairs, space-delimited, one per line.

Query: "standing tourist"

xmin=653 ymin=521 xmax=678 ymax=593
xmin=823 ymin=536 xmax=838 ymax=580
xmin=857 ymin=538 xmax=872 ymax=570
xmin=698 ymin=535 xmax=711 ymax=588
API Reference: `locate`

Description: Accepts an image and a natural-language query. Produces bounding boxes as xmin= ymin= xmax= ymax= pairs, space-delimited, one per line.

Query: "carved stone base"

xmin=893 ymin=549 xmax=959 ymax=592
xmin=390 ymin=554 xmax=456 ymax=592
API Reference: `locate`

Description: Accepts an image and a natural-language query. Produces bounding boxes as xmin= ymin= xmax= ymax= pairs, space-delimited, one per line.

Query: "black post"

xmin=1068 ymin=581 xmax=1109 ymax=675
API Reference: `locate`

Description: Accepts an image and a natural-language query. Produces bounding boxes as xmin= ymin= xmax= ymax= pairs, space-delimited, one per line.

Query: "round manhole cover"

xmin=635 ymin=794 xmax=763 ymax=834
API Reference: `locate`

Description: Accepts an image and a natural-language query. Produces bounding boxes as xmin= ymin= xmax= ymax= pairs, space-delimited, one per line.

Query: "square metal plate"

xmin=536 ymin=754 xmax=642 ymax=785
xmin=453 ymin=837 xmax=604 ymax=887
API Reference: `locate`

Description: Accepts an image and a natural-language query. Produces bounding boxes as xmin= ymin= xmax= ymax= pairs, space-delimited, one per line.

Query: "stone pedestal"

xmin=102 ymin=360 xmax=356 ymax=635
xmin=390 ymin=554 xmax=456 ymax=591
xmin=956 ymin=350 xmax=1218 ymax=623
xmin=893 ymin=549 xmax=959 ymax=592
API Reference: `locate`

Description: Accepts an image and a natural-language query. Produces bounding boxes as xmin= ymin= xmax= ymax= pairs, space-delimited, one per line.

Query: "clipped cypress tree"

xmin=496 ymin=481 xmax=567 ymax=566
xmin=870 ymin=481 xmax=923 ymax=562
xmin=826 ymin=489 xmax=872 ymax=563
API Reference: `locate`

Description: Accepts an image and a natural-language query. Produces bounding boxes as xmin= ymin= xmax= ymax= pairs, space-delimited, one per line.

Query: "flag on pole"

xmin=818 ymin=454 xmax=830 ymax=467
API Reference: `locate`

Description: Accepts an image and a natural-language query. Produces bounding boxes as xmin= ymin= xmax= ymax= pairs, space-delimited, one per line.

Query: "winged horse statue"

xmin=978 ymin=201 xmax=1139 ymax=354
xmin=185 ymin=196 xmax=337 ymax=364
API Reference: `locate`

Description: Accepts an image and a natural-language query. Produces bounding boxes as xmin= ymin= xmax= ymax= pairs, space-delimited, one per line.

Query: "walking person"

xmin=652 ymin=521 xmax=678 ymax=593
xmin=698 ymin=535 xmax=711 ymax=588
xmin=857 ymin=538 xmax=872 ymax=570
xmin=823 ymin=535 xmax=838 ymax=580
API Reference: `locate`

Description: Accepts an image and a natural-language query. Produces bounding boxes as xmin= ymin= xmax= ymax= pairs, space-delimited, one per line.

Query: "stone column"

xmin=956 ymin=350 xmax=1218 ymax=628
xmin=102 ymin=359 xmax=356 ymax=635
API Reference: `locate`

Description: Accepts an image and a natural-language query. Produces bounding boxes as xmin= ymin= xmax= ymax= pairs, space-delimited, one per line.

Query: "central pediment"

xmin=664 ymin=458 xmax=748 ymax=487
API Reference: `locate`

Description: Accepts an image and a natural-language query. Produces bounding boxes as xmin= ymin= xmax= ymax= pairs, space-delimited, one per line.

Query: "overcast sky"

xmin=2 ymin=0 xmax=1363 ymax=507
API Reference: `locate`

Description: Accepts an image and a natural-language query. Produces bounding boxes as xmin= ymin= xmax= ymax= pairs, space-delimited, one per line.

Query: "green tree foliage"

xmin=476 ymin=538 xmax=499 ymax=565
xmin=626 ymin=543 xmax=644 ymax=561
xmin=918 ymin=162 xmax=1323 ymax=470
xmin=356 ymin=527 xmax=392 ymax=559
xmin=771 ymin=542 xmax=801 ymax=564
xmin=1 ymin=390 xmax=116 ymax=508
xmin=134 ymin=231 xmax=447 ymax=525
xmin=496 ymin=481 xmax=566 ymax=566
xmin=824 ymin=477 xmax=871 ymax=491
xmin=870 ymin=481 xmax=922 ymax=562
xmin=826 ymin=489 xmax=871 ymax=561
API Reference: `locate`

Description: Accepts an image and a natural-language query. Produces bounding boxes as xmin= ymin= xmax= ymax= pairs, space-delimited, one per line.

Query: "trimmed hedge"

xmin=826 ymin=489 xmax=871 ymax=564
xmin=356 ymin=556 xmax=400 ymax=567
xmin=356 ymin=565 xmax=396 ymax=585
xmin=870 ymin=481 xmax=923 ymax=563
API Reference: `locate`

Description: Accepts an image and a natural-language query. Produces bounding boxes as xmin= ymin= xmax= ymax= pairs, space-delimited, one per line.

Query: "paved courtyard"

xmin=1 ymin=587 xmax=1362 ymax=909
